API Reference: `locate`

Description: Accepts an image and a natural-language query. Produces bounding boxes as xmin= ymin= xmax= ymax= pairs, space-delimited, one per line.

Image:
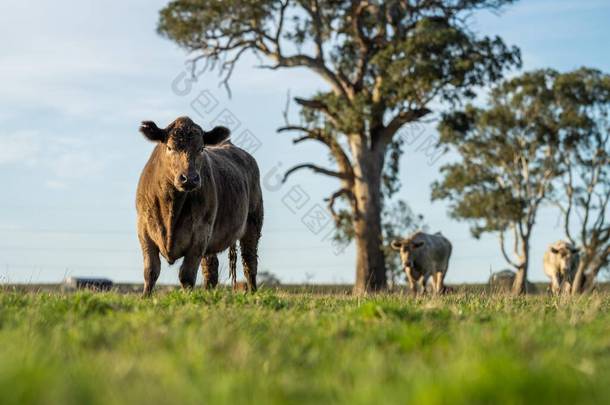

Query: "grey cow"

xmin=543 ymin=240 xmax=580 ymax=295
xmin=391 ymin=231 xmax=452 ymax=294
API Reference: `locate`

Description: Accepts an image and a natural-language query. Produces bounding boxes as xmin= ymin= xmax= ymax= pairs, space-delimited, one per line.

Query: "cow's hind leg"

xmin=179 ymin=253 xmax=202 ymax=290
xmin=201 ymin=254 xmax=219 ymax=289
xmin=240 ymin=213 xmax=262 ymax=292
xmin=418 ymin=275 xmax=427 ymax=295
xmin=434 ymin=271 xmax=446 ymax=295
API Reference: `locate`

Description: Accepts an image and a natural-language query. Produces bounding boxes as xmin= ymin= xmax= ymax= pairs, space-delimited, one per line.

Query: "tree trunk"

xmin=512 ymin=238 xmax=529 ymax=295
xmin=583 ymin=258 xmax=604 ymax=293
xmin=583 ymin=271 xmax=598 ymax=293
xmin=571 ymin=257 xmax=589 ymax=295
xmin=352 ymin=201 xmax=386 ymax=293
xmin=572 ymin=250 xmax=604 ymax=294
xmin=512 ymin=264 xmax=527 ymax=295
xmin=351 ymin=140 xmax=387 ymax=294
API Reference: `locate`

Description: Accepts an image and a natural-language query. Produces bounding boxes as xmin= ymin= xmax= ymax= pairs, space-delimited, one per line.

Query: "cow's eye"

xmin=166 ymin=146 xmax=174 ymax=153
xmin=199 ymin=145 xmax=205 ymax=154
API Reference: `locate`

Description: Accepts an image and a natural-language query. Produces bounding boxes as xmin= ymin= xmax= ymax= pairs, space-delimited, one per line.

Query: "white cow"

xmin=543 ymin=241 xmax=580 ymax=295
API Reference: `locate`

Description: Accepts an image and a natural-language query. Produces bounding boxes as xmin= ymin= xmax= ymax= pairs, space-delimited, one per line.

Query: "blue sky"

xmin=0 ymin=0 xmax=609 ymax=285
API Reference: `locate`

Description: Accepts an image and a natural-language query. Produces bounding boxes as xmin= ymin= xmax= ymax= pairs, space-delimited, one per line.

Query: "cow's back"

xmin=412 ymin=232 xmax=452 ymax=275
xmin=204 ymin=142 xmax=262 ymax=253
xmin=430 ymin=232 xmax=452 ymax=262
xmin=418 ymin=233 xmax=451 ymax=262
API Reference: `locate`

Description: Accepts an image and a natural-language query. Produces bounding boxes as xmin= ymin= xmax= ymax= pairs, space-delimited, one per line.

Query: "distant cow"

xmin=136 ymin=116 xmax=264 ymax=295
xmin=543 ymin=241 xmax=579 ymax=295
xmin=489 ymin=269 xmax=538 ymax=294
xmin=391 ymin=231 xmax=452 ymax=294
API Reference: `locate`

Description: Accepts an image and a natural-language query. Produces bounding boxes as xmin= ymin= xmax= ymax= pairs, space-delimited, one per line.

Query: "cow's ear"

xmin=391 ymin=240 xmax=403 ymax=250
xmin=204 ymin=126 xmax=230 ymax=145
xmin=139 ymin=121 xmax=168 ymax=143
xmin=550 ymin=247 xmax=559 ymax=254
xmin=413 ymin=241 xmax=425 ymax=249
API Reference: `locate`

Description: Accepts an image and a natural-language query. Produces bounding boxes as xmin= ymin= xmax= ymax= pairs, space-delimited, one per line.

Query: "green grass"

xmin=1 ymin=289 xmax=609 ymax=404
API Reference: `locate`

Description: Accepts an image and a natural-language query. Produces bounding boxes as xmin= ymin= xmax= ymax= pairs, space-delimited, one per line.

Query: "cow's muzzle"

xmin=177 ymin=173 xmax=201 ymax=191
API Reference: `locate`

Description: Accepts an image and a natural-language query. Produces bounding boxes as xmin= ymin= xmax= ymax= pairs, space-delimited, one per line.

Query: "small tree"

xmin=158 ymin=0 xmax=520 ymax=293
xmin=433 ymin=70 xmax=564 ymax=294
xmin=551 ymin=68 xmax=610 ymax=293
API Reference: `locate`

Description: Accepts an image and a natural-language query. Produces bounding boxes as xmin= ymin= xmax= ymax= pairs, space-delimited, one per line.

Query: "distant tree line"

xmin=434 ymin=68 xmax=610 ymax=294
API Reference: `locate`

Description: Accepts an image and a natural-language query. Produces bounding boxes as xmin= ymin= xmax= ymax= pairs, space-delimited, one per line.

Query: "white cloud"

xmin=0 ymin=0 xmax=186 ymax=122
xmin=44 ymin=180 xmax=68 ymax=190
xmin=0 ymin=131 xmax=41 ymax=165
xmin=0 ymin=130 xmax=108 ymax=187
xmin=50 ymin=151 xmax=105 ymax=180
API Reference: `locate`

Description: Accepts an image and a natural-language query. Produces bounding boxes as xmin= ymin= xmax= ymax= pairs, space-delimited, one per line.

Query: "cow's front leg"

xmin=550 ymin=274 xmax=561 ymax=295
xmin=405 ymin=268 xmax=417 ymax=295
xmin=139 ymin=232 xmax=161 ymax=297
xmin=179 ymin=251 xmax=203 ymax=290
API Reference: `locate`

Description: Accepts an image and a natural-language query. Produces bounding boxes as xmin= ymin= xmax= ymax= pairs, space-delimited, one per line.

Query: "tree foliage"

xmin=433 ymin=68 xmax=610 ymax=294
xmin=432 ymin=70 xmax=565 ymax=294
xmin=551 ymin=68 xmax=610 ymax=292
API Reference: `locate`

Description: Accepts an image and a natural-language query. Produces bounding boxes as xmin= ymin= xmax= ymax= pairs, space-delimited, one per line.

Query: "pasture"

xmin=1 ymin=289 xmax=609 ymax=404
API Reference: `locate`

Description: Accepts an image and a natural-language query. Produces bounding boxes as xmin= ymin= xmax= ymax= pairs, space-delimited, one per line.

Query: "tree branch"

xmin=293 ymin=97 xmax=340 ymax=127
xmin=562 ymin=158 xmax=576 ymax=245
xmin=254 ymin=2 xmax=354 ymax=101
xmin=377 ymin=107 xmax=432 ymax=146
xmin=350 ymin=1 xmax=375 ymax=89
xmin=499 ymin=230 xmax=520 ymax=269
xmin=325 ymin=187 xmax=358 ymax=221
xmin=278 ymin=125 xmax=355 ymax=181
xmin=592 ymin=185 xmax=610 ymax=234
xmin=282 ymin=163 xmax=351 ymax=183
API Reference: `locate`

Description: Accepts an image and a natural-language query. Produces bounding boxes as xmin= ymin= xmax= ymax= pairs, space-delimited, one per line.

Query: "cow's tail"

xmin=229 ymin=243 xmax=238 ymax=290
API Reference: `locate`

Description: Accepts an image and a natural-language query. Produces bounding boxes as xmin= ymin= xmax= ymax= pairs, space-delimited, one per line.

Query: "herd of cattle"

xmin=390 ymin=232 xmax=581 ymax=295
xmin=135 ymin=116 xmax=581 ymax=296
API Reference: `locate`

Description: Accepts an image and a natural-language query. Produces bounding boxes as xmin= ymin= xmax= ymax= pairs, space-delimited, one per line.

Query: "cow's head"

xmin=391 ymin=237 xmax=425 ymax=270
xmin=550 ymin=242 xmax=579 ymax=276
xmin=139 ymin=116 xmax=230 ymax=192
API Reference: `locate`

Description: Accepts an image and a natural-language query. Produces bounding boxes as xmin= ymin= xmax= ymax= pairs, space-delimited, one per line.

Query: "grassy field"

xmin=1 ymin=289 xmax=610 ymax=404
